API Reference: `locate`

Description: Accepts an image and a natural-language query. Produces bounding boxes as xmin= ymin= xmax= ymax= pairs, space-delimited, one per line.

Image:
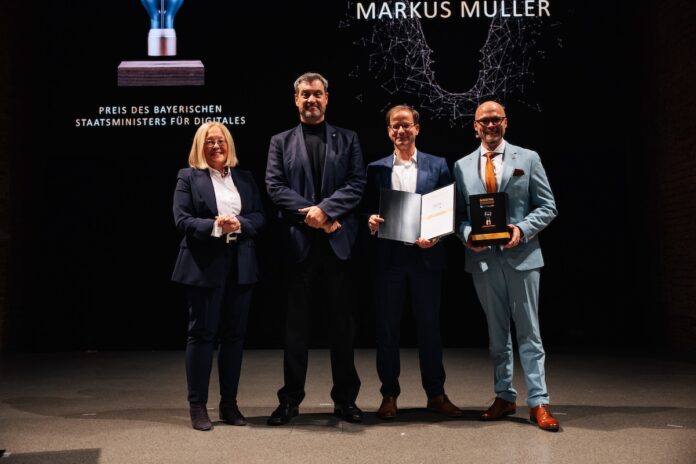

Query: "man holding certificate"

xmin=454 ymin=101 xmax=560 ymax=431
xmin=366 ymin=104 xmax=461 ymax=419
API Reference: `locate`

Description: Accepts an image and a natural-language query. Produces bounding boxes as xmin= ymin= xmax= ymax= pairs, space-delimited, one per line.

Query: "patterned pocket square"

xmin=512 ymin=169 xmax=525 ymax=176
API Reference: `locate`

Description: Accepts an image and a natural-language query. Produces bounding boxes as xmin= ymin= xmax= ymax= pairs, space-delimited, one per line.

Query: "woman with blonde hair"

xmin=172 ymin=122 xmax=265 ymax=430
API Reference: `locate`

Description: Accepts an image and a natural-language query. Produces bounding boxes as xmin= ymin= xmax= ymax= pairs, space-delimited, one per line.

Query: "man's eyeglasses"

xmin=205 ymin=139 xmax=227 ymax=147
xmin=475 ymin=117 xmax=506 ymax=127
xmin=389 ymin=123 xmax=415 ymax=131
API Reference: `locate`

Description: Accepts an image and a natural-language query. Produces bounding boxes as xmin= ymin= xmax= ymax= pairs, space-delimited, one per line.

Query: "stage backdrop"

xmin=4 ymin=1 xmax=664 ymax=350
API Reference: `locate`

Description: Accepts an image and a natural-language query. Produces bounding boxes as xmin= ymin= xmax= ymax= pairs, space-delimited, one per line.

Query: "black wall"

xmin=1 ymin=1 xmax=693 ymax=352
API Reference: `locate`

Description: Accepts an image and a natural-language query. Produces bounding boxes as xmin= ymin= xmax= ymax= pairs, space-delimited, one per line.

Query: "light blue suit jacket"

xmin=454 ymin=142 xmax=557 ymax=274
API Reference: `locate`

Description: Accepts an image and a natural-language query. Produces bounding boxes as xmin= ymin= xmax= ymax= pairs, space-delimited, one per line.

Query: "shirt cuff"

xmin=211 ymin=221 xmax=222 ymax=238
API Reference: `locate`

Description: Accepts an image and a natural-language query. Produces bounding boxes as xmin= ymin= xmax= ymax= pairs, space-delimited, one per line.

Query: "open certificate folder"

xmin=377 ymin=183 xmax=455 ymax=243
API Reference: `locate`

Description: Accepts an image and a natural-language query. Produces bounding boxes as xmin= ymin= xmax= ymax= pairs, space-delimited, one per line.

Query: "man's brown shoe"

xmin=529 ymin=404 xmax=560 ymax=431
xmin=426 ymin=394 xmax=463 ymax=417
xmin=377 ymin=396 xmax=397 ymax=419
xmin=480 ymin=397 xmax=516 ymax=421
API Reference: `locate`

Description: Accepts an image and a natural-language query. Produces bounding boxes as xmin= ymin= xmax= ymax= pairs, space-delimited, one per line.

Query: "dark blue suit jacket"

xmin=365 ymin=151 xmax=452 ymax=271
xmin=266 ymin=123 xmax=366 ymax=263
xmin=172 ymin=167 xmax=265 ymax=287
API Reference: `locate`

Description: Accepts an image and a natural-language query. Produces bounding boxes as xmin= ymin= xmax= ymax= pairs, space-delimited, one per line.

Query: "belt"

xmin=224 ymin=233 xmax=239 ymax=244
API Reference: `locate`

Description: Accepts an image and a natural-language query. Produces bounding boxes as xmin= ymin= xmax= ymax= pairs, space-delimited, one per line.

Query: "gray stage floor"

xmin=0 ymin=349 xmax=694 ymax=464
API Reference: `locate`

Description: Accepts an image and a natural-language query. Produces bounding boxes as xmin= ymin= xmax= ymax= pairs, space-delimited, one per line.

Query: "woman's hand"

xmin=217 ymin=215 xmax=241 ymax=234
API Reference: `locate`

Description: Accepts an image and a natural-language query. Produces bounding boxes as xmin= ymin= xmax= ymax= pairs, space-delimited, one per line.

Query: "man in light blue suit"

xmin=366 ymin=105 xmax=462 ymax=419
xmin=454 ymin=101 xmax=560 ymax=431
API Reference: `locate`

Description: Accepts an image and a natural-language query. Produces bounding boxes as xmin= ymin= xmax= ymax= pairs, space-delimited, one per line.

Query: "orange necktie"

xmin=484 ymin=152 xmax=498 ymax=193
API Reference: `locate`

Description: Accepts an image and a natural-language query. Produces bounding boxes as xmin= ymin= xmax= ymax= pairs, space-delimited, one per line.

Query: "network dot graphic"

xmin=341 ymin=1 xmax=548 ymax=126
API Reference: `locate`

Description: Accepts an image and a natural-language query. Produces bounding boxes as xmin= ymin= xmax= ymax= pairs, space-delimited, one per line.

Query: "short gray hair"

xmin=293 ymin=72 xmax=329 ymax=94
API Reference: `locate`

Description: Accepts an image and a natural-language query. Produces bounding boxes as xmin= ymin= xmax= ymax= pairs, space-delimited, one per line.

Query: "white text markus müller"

xmin=356 ymin=1 xmax=551 ymax=19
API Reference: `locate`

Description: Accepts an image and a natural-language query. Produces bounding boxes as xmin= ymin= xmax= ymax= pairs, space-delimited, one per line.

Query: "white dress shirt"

xmin=391 ymin=150 xmax=418 ymax=193
xmin=209 ymin=168 xmax=242 ymax=237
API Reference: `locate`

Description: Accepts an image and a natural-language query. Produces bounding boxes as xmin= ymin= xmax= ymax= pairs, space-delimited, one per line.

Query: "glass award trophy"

xmin=117 ymin=0 xmax=204 ymax=87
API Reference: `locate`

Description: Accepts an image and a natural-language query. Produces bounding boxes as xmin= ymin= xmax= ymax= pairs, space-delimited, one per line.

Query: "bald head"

xmin=475 ymin=101 xmax=506 ymax=120
xmin=474 ymin=101 xmax=508 ymax=150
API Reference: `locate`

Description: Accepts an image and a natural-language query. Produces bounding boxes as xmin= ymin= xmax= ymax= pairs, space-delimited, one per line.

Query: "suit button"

xmin=311 ymin=195 xmax=316 ymax=202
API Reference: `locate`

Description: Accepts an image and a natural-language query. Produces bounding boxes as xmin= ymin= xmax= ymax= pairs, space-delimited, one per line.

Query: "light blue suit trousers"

xmin=471 ymin=250 xmax=547 ymax=407
xmin=454 ymin=141 xmax=557 ymax=407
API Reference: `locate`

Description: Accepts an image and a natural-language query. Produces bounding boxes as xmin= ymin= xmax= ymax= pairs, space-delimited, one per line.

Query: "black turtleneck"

xmin=302 ymin=121 xmax=327 ymax=200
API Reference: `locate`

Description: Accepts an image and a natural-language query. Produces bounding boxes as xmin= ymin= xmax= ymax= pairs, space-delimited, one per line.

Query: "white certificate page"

xmin=419 ymin=183 xmax=455 ymax=240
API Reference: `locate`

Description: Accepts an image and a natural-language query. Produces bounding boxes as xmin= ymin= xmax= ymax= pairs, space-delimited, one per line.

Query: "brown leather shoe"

xmin=529 ymin=404 xmax=560 ymax=431
xmin=426 ymin=394 xmax=463 ymax=417
xmin=377 ymin=396 xmax=397 ymax=419
xmin=480 ymin=397 xmax=516 ymax=421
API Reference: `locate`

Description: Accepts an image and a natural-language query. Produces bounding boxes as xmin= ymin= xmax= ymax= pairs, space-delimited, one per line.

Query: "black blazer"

xmin=172 ymin=167 xmax=265 ymax=287
xmin=265 ymin=123 xmax=366 ymax=263
xmin=365 ymin=151 xmax=452 ymax=272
